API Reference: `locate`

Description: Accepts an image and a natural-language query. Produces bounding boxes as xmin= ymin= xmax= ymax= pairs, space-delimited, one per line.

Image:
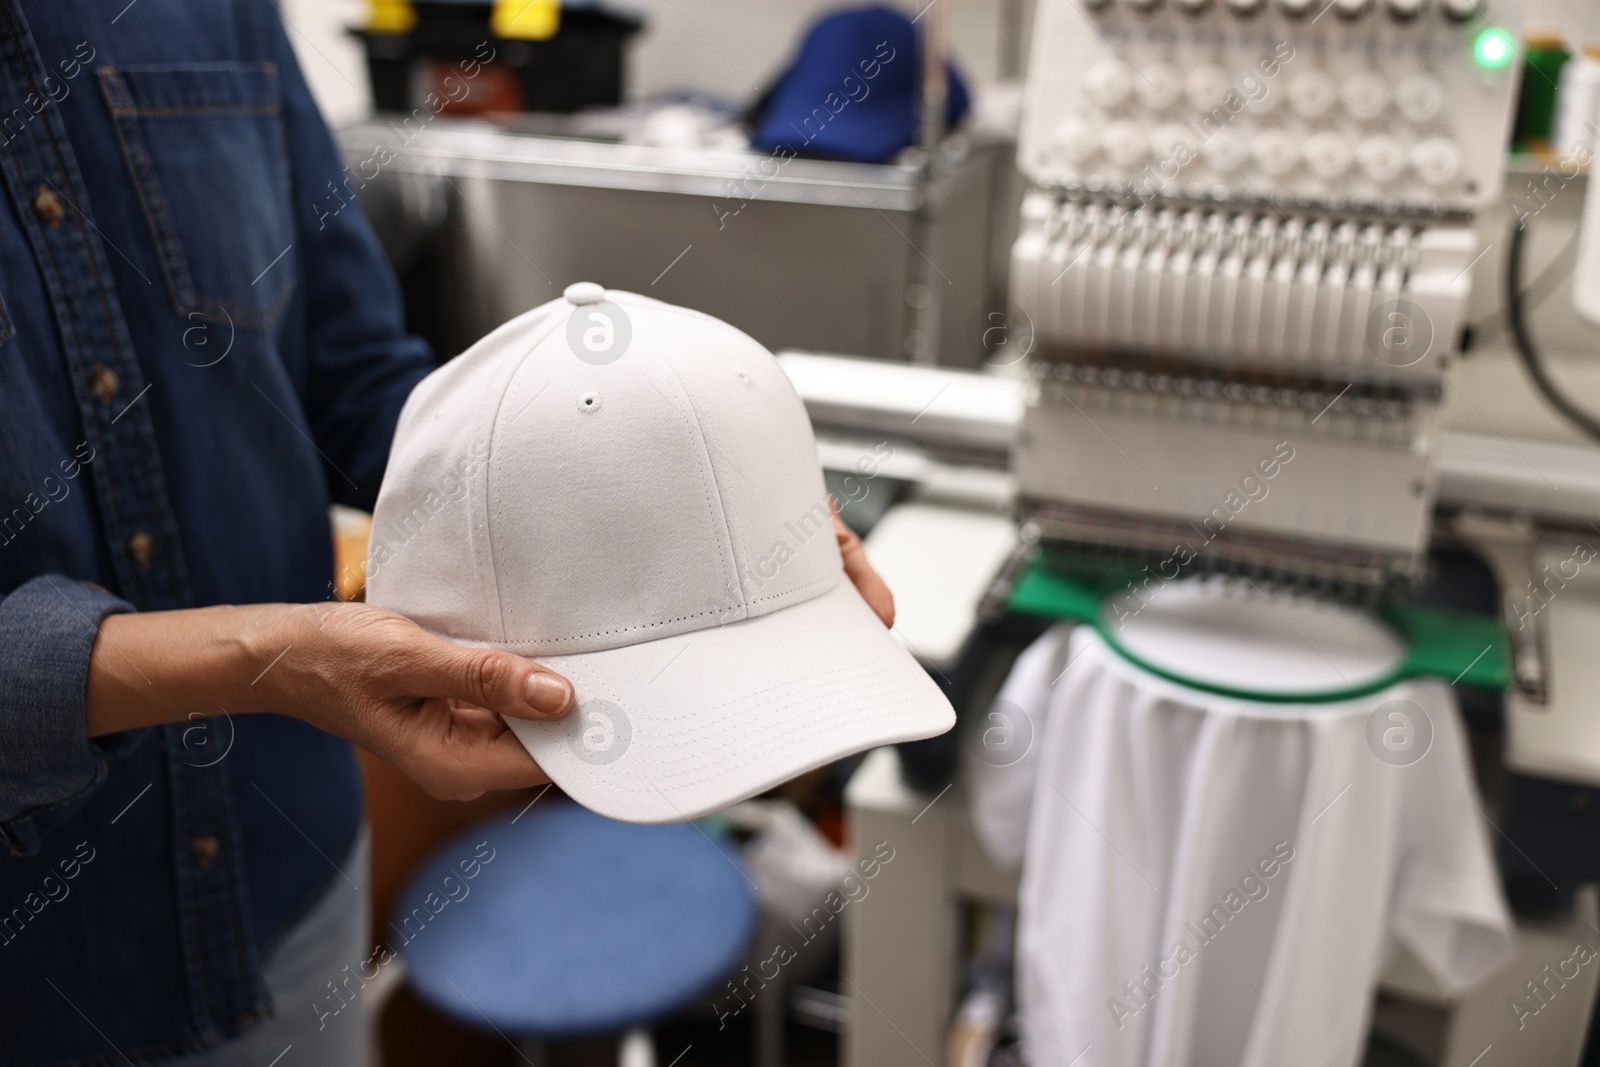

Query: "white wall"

xmin=1525 ymin=0 xmax=1598 ymax=43
xmin=279 ymin=0 xmax=371 ymax=124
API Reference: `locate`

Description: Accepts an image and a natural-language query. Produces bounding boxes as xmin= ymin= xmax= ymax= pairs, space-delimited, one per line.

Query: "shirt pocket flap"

xmin=100 ymin=62 xmax=280 ymax=117
xmin=98 ymin=62 xmax=294 ymax=332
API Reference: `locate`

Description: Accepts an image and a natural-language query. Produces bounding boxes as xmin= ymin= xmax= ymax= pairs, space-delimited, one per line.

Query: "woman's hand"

xmin=86 ymin=601 xmax=572 ymax=800
xmin=834 ymin=507 xmax=895 ymax=627
xmin=86 ymin=509 xmax=892 ymax=801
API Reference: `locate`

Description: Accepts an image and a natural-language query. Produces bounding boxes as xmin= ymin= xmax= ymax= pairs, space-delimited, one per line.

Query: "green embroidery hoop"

xmin=1004 ymin=553 xmax=1509 ymax=703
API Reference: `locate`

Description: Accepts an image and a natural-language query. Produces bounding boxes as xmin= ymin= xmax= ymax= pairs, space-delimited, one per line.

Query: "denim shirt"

xmin=0 ymin=1 xmax=433 ymax=1061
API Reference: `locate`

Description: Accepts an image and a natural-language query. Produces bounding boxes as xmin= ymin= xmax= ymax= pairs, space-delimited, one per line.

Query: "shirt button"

xmin=32 ymin=184 xmax=65 ymax=228
xmin=128 ymin=530 xmax=154 ymax=570
xmin=190 ymin=833 xmax=219 ymax=871
xmin=89 ymin=363 xmax=120 ymax=405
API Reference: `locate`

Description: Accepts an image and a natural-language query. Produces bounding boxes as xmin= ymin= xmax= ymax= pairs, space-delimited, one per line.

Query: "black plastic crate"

xmin=354 ymin=2 xmax=642 ymax=115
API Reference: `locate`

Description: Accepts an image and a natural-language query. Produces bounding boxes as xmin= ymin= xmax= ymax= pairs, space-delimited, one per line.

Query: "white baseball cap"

xmin=367 ymin=283 xmax=954 ymax=823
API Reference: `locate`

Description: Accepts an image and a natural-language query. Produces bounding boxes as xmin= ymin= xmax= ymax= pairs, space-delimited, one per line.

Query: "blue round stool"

xmin=392 ymin=800 xmax=758 ymax=1065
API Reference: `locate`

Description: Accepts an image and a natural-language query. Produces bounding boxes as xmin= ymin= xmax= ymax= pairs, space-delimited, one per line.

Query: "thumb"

xmin=428 ymin=644 xmax=574 ymax=720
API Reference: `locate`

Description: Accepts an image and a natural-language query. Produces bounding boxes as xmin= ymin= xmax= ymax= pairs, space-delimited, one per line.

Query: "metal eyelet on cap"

xmin=577 ymin=391 xmax=602 ymax=414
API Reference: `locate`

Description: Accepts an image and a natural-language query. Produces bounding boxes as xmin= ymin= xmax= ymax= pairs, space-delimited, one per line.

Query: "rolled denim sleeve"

xmin=0 ymin=575 xmax=140 ymax=857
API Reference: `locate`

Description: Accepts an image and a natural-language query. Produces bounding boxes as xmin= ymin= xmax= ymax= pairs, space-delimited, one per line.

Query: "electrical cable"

xmin=1505 ymin=220 xmax=1600 ymax=444
xmin=1461 ymin=228 xmax=1577 ymax=346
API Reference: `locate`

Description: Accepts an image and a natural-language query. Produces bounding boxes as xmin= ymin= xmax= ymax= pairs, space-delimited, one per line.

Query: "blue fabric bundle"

xmin=750 ymin=5 xmax=971 ymax=164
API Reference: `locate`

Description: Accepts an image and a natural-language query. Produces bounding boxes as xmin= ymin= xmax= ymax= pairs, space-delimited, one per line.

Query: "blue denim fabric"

xmin=0 ymin=1 xmax=432 ymax=1062
xmin=154 ymin=828 xmax=375 ymax=1067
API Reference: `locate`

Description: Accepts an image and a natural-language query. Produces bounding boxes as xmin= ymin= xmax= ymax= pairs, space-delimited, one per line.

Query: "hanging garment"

xmin=967 ymin=624 xmax=1515 ymax=1067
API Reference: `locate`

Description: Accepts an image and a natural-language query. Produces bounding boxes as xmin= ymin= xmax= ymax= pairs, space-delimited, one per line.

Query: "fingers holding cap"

xmin=400 ymin=731 xmax=554 ymax=801
xmin=406 ymin=639 xmax=574 ymax=720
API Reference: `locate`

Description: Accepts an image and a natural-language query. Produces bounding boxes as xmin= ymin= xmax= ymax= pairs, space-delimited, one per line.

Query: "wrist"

xmin=222 ymin=602 xmax=309 ymax=715
xmin=86 ymin=602 xmax=309 ymax=736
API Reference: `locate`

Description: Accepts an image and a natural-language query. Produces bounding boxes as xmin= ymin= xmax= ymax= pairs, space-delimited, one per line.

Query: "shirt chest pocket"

xmin=97 ymin=62 xmax=294 ymax=333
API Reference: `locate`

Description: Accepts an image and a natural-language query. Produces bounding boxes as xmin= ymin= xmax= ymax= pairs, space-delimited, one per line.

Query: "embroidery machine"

xmin=1004 ymin=0 xmax=1525 ymax=624
xmin=774 ymin=0 xmax=1600 ymax=1063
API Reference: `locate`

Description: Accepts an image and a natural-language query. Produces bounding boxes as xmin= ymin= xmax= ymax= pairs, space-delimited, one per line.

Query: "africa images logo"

xmin=567 ymin=698 xmax=631 ymax=766
xmin=1365 ymin=298 xmax=1435 ymax=369
xmin=971 ymin=698 xmax=1035 ymax=768
xmin=566 ymin=301 xmax=632 ymax=366
xmin=1364 ymin=698 xmax=1433 ymax=767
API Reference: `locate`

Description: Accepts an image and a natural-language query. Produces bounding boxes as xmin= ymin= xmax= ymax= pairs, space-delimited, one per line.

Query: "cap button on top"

xmin=564 ymin=281 xmax=606 ymax=305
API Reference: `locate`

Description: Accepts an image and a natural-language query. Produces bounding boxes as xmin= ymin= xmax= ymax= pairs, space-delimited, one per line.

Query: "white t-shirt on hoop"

xmin=966 ymin=624 xmax=1514 ymax=1067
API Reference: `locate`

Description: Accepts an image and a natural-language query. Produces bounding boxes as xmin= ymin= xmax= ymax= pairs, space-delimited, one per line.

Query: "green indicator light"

xmin=1473 ymin=27 xmax=1514 ymax=70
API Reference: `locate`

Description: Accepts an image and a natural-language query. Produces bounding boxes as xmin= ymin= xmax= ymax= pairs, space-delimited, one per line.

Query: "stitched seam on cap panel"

xmin=482 ymin=309 xmax=566 ymax=644
xmin=676 ymin=330 xmax=835 ymax=616
xmin=636 ymin=336 xmax=743 ymax=624
xmin=646 ymin=334 xmax=744 ymax=615
xmin=610 ymin=288 xmax=820 ymax=451
xmin=608 ymin=291 xmax=825 ymax=613
xmin=628 ymin=297 xmax=814 ymax=613
xmin=537 ymin=603 xmax=729 ymax=642
xmin=424 ymin=567 xmax=841 ymax=651
xmin=682 ymin=400 xmax=815 ymax=618
xmin=675 ymin=412 xmax=757 ymax=618
xmin=415 ymin=603 xmax=730 ymax=648
xmin=744 ymin=569 xmax=839 ymax=608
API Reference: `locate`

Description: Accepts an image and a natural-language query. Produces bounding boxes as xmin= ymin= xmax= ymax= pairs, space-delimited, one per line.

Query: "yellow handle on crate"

xmin=491 ymin=0 xmax=561 ymax=40
xmin=367 ymin=0 xmax=416 ymax=34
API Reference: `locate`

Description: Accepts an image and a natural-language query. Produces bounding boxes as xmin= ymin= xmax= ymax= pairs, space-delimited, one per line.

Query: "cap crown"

xmin=367 ymin=289 xmax=841 ymax=654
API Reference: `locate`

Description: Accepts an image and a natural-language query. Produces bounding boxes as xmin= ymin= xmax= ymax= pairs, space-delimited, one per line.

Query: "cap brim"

xmin=504 ymin=577 xmax=954 ymax=824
